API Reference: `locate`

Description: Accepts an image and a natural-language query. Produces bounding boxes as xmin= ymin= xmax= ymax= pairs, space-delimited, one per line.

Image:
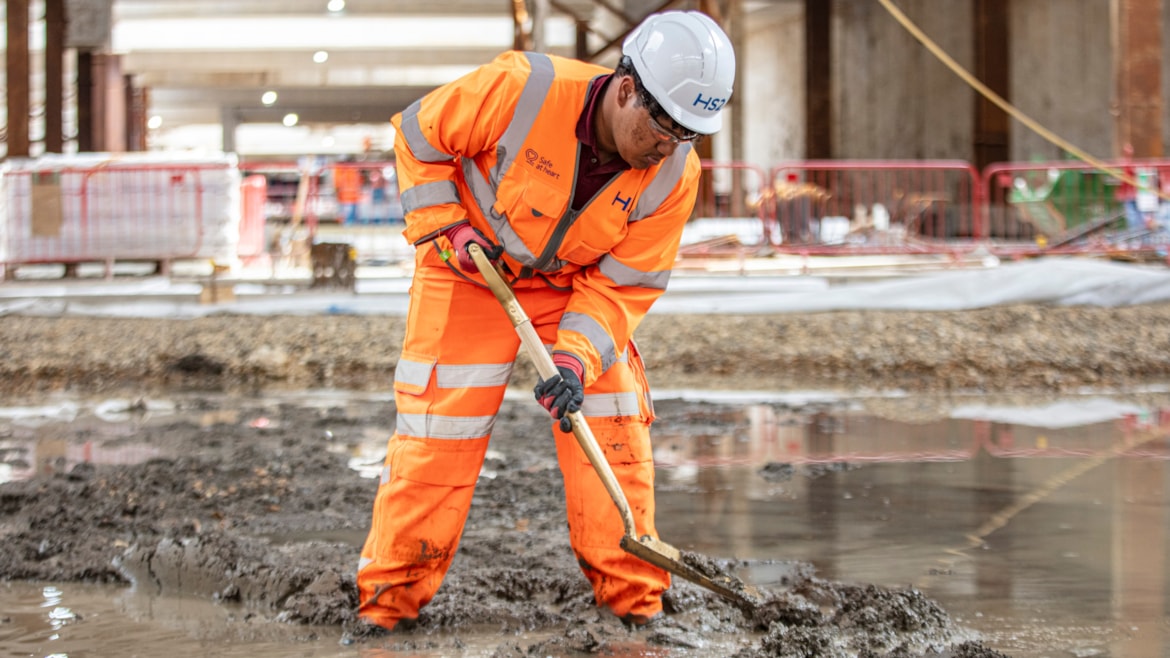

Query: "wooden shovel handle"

xmin=468 ymin=244 xmax=639 ymax=539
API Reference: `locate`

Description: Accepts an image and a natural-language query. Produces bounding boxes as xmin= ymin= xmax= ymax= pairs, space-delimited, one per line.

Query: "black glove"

xmin=534 ymin=363 xmax=584 ymax=433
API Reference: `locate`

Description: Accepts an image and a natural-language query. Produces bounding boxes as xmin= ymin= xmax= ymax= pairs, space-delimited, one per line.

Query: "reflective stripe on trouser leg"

xmin=552 ymin=341 xmax=668 ymax=619
xmin=357 ymin=259 xmax=519 ymax=630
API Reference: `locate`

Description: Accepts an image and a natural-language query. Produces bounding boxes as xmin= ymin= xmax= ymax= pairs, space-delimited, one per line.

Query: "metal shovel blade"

xmin=620 ymin=534 xmax=764 ymax=609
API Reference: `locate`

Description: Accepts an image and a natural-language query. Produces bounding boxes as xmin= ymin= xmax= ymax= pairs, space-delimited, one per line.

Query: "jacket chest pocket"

xmin=560 ymin=206 xmax=629 ymax=265
xmin=493 ymin=166 xmax=569 ymax=234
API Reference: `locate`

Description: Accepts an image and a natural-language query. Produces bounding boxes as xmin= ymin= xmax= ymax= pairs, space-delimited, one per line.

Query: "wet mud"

xmin=0 ymin=395 xmax=1010 ymax=656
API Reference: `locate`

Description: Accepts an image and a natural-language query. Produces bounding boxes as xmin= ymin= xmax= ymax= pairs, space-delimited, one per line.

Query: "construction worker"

xmin=355 ymin=10 xmax=735 ymax=633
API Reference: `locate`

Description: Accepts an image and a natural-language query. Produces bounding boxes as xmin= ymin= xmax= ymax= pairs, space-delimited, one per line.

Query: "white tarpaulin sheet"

xmin=1 ymin=256 xmax=1168 ymax=319
xmin=649 ymin=257 xmax=1170 ymax=314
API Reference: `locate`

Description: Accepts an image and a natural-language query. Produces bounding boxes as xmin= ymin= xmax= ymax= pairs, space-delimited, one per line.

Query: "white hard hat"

xmin=622 ymin=10 xmax=735 ymax=135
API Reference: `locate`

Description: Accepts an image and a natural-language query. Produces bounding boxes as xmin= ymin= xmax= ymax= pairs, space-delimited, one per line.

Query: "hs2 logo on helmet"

xmin=693 ymin=93 xmax=726 ymax=113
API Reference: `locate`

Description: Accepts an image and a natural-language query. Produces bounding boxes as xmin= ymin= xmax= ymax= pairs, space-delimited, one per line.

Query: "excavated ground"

xmin=3 ymin=303 xmax=1169 ymax=656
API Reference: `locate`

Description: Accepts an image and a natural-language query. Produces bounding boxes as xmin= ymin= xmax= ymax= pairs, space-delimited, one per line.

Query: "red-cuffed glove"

xmin=534 ymin=353 xmax=584 ymax=432
xmin=442 ymin=221 xmax=502 ymax=272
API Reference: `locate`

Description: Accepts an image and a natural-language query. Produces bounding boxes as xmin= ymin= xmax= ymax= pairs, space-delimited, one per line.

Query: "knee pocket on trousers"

xmin=572 ymin=420 xmax=653 ymax=467
xmin=390 ymin=438 xmax=484 ymax=487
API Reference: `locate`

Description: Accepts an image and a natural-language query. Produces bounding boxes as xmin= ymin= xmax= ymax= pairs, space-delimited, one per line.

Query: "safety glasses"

xmin=645 ymin=113 xmax=700 ymax=145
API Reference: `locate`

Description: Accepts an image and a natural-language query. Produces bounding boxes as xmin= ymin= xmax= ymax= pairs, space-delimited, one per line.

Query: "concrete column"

xmin=77 ymin=50 xmax=94 ymax=152
xmin=6 ymin=0 xmax=31 ymax=158
xmin=222 ymin=107 xmax=241 ymax=154
xmin=90 ymin=53 xmax=127 ymax=152
xmin=973 ymin=0 xmax=1010 ymax=170
xmin=805 ymin=0 xmax=832 ymax=159
xmin=126 ymin=82 xmax=148 ymax=152
xmin=45 ymin=0 xmax=67 ymax=153
xmin=1113 ymin=0 xmax=1164 ymax=157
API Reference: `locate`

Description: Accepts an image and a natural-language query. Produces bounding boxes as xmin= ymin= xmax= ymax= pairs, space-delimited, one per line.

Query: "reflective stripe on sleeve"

xmin=399 ymin=99 xmax=455 ymax=163
xmin=597 ymin=255 xmax=671 ymax=290
xmin=401 ymin=180 xmax=460 ymax=215
xmin=559 ymin=311 xmax=617 ymax=372
xmin=396 ymin=413 xmax=496 ymax=440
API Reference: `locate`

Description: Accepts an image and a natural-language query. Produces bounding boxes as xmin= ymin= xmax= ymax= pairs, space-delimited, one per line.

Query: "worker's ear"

xmin=616 ymin=75 xmax=637 ymax=109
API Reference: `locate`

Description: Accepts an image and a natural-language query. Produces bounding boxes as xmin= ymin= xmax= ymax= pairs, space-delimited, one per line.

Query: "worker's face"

xmin=615 ymin=77 xmax=699 ymax=169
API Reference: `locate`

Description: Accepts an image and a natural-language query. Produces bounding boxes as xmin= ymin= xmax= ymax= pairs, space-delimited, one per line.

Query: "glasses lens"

xmin=636 ymin=80 xmax=699 ymax=143
xmin=648 ymin=115 xmax=698 ymax=144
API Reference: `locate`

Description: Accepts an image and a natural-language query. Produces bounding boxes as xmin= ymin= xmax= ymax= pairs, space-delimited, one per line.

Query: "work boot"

xmin=339 ymin=616 xmax=415 ymax=645
xmin=620 ymin=611 xmax=664 ymax=629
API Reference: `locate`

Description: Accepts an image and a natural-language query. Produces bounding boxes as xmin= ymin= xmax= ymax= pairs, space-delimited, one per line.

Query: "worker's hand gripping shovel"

xmin=468 ymin=244 xmax=762 ymax=610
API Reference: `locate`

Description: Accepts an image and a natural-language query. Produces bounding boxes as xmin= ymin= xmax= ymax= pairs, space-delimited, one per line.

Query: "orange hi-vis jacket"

xmin=392 ymin=50 xmax=701 ymax=386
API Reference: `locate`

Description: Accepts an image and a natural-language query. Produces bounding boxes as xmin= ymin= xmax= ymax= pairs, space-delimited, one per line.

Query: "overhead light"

xmin=327 ymin=0 xmax=345 ymax=12
xmin=313 ymin=50 xmax=329 ymax=64
xmin=147 ymin=115 xmax=163 ymax=130
xmin=261 ymin=90 xmax=278 ymax=106
xmin=282 ymin=113 xmax=299 ymax=127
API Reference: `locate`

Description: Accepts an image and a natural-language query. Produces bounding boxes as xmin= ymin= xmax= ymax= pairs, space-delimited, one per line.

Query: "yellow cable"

xmin=875 ymin=0 xmax=1158 ymax=197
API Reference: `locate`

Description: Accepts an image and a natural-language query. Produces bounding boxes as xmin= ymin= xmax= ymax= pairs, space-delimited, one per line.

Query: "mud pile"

xmin=0 ymin=394 xmax=1011 ymax=656
xmin=2 ymin=302 xmax=1170 ymax=396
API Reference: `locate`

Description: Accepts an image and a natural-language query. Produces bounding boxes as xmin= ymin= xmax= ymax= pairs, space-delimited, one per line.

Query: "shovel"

xmin=468 ymin=244 xmax=762 ymax=609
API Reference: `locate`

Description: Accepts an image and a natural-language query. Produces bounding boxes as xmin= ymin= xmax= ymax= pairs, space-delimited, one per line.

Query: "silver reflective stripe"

xmin=400 ymin=99 xmax=454 ymax=163
xmin=461 ymin=52 xmax=555 ymax=268
xmin=435 ymin=363 xmax=513 ymax=388
xmin=380 ymin=464 xmax=391 ymax=485
xmin=358 ymin=556 xmax=373 ymax=572
xmin=464 ymin=158 xmax=540 ymax=266
xmin=395 ymin=358 xmax=433 ymax=388
xmin=493 ymin=52 xmax=555 ymax=186
xmin=598 ymin=255 xmax=671 ymax=290
xmin=401 ymin=180 xmax=460 ymax=214
xmin=396 ymin=413 xmax=495 ymax=440
xmin=582 ymin=391 xmax=642 ymax=418
xmin=559 ymin=311 xmax=617 ymax=372
xmin=630 ymin=143 xmax=691 ymax=222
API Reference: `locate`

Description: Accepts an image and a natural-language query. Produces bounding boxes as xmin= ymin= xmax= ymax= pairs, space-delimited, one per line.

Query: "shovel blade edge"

xmin=619 ymin=535 xmax=762 ymax=610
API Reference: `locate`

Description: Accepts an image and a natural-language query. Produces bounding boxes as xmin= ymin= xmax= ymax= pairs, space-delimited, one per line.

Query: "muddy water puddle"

xmin=1 ymin=389 xmax=1168 ymax=657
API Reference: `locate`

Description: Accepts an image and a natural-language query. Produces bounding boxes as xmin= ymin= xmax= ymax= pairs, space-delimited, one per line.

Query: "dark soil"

xmin=1 ymin=303 xmax=1169 ymax=397
xmin=5 ymin=304 xmax=1165 ymax=655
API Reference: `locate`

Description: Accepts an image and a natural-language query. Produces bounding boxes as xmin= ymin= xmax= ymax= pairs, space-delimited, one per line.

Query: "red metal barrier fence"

xmin=1 ymin=159 xmax=242 ymax=277
xmin=238 ymin=174 xmax=269 ymax=266
xmin=981 ymin=158 xmax=1170 ymax=256
xmin=686 ymin=161 xmax=772 ymax=256
xmin=765 ymin=160 xmax=982 ymax=254
xmin=5 ymin=156 xmax=1168 ymax=278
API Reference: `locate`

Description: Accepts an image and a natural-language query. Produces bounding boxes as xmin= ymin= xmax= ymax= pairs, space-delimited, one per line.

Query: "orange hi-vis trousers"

xmin=357 ymin=257 xmax=669 ymax=630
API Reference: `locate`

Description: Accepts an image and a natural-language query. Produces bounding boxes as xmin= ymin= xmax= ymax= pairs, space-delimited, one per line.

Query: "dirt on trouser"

xmin=5 ymin=303 xmax=1163 ymax=656
xmin=0 ymin=393 xmax=1011 ymax=657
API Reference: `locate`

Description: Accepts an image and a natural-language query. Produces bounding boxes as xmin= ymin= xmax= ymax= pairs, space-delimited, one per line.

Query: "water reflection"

xmin=0 ymin=391 xmax=394 ymax=484
xmin=1 ymin=391 xmax=1167 ymax=657
xmin=651 ymin=395 xmax=1170 ymax=658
